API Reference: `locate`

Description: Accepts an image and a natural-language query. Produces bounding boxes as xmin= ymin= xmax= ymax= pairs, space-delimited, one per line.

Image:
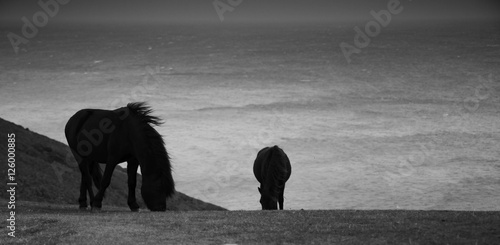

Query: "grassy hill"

xmin=1 ymin=201 xmax=499 ymax=244
xmin=0 ymin=117 xmax=225 ymax=211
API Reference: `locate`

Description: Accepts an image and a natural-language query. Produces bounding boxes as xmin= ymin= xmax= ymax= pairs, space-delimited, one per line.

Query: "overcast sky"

xmin=1 ymin=0 xmax=499 ymax=24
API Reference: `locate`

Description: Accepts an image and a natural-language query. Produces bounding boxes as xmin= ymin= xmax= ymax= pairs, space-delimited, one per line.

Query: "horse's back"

xmin=65 ymin=107 xmax=128 ymax=162
xmin=253 ymin=145 xmax=291 ymax=183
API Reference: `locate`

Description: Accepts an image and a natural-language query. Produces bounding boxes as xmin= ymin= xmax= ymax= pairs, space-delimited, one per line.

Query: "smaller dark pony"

xmin=253 ymin=145 xmax=292 ymax=210
xmin=65 ymin=102 xmax=175 ymax=211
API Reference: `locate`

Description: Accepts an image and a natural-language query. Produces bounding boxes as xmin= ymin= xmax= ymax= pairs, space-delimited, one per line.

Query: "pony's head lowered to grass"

xmin=127 ymin=102 xmax=175 ymax=211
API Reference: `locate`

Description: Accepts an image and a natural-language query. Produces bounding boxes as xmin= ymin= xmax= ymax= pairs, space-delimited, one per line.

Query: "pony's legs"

xmin=92 ymin=159 xmax=118 ymax=211
xmin=78 ymin=169 xmax=87 ymax=209
xmin=127 ymin=158 xmax=140 ymax=211
xmin=90 ymin=162 xmax=102 ymax=189
xmin=78 ymin=159 xmax=94 ymax=209
xmin=278 ymin=187 xmax=285 ymax=210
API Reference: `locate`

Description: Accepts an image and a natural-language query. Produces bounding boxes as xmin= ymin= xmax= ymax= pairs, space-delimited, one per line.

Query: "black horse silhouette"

xmin=253 ymin=145 xmax=291 ymax=210
xmin=65 ymin=102 xmax=175 ymax=211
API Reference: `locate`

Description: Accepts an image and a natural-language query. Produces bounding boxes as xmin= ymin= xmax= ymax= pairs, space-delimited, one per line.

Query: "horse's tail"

xmin=163 ymin=164 xmax=176 ymax=198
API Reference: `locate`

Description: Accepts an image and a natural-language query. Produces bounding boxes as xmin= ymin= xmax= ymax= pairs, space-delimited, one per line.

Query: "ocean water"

xmin=1 ymin=21 xmax=499 ymax=210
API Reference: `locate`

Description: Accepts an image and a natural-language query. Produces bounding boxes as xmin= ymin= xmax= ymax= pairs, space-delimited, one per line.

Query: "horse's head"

xmin=141 ymin=173 xmax=167 ymax=211
xmin=258 ymin=187 xmax=278 ymax=210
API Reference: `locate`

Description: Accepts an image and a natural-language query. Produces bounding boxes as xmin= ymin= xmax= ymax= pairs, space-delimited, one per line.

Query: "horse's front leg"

xmin=92 ymin=160 xmax=118 ymax=211
xmin=127 ymin=158 xmax=140 ymax=212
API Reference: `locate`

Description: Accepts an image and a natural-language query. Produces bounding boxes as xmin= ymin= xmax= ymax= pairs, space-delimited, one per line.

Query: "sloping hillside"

xmin=0 ymin=117 xmax=225 ymax=211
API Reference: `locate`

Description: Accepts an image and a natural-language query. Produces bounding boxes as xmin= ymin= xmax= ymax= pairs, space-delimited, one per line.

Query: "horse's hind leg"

xmin=87 ymin=161 xmax=100 ymax=207
xmin=127 ymin=158 xmax=140 ymax=212
xmin=278 ymin=187 xmax=285 ymax=210
xmin=78 ymin=172 xmax=87 ymax=209
xmin=90 ymin=162 xmax=102 ymax=189
xmin=78 ymin=160 xmax=94 ymax=210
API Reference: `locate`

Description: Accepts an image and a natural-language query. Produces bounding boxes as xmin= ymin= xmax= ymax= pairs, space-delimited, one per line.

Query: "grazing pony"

xmin=253 ymin=145 xmax=291 ymax=210
xmin=65 ymin=102 xmax=175 ymax=211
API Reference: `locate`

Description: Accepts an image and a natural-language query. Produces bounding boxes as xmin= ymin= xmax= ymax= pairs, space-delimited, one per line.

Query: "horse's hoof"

xmin=129 ymin=203 xmax=139 ymax=212
xmin=91 ymin=207 xmax=102 ymax=212
xmin=79 ymin=206 xmax=88 ymax=211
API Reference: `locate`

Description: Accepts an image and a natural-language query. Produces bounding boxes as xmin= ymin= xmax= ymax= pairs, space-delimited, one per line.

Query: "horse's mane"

xmin=127 ymin=102 xmax=175 ymax=197
xmin=127 ymin=102 xmax=163 ymax=127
